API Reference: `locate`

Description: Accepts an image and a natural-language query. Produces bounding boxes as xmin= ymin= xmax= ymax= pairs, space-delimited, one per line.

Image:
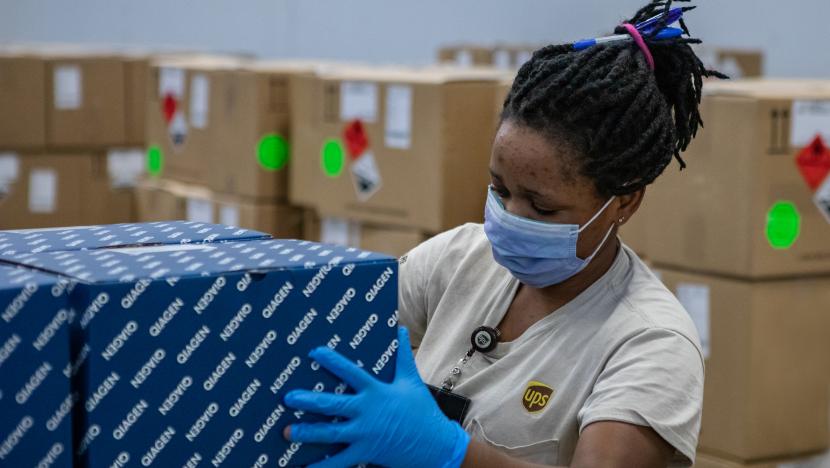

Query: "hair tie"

xmin=620 ymin=23 xmax=655 ymax=70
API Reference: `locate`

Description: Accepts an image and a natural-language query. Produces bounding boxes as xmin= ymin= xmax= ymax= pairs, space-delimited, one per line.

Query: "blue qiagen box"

xmin=0 ymin=221 xmax=271 ymax=255
xmin=0 ymin=264 xmax=74 ymax=468
xmin=0 ymin=221 xmax=272 ymax=468
xmin=1 ymin=237 xmax=399 ymax=467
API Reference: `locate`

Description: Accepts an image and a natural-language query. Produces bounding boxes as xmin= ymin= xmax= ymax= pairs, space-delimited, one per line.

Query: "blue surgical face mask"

xmin=483 ymin=186 xmax=616 ymax=288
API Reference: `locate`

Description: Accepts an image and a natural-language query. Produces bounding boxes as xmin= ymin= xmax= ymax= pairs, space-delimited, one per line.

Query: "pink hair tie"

xmin=620 ymin=23 xmax=655 ymax=70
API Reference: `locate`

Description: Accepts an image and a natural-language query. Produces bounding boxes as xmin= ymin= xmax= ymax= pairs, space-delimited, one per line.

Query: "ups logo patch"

xmin=522 ymin=381 xmax=554 ymax=413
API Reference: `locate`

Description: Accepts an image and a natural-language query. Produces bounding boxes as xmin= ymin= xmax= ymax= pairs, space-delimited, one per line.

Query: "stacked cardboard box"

xmin=136 ymin=178 xmax=303 ymax=238
xmin=0 ymin=46 xmax=148 ymax=229
xmin=439 ymin=43 xmax=763 ymax=79
xmin=142 ymin=56 xmax=315 ymax=238
xmin=649 ymin=80 xmax=830 ymax=463
xmin=289 ymin=65 xmax=508 ymax=255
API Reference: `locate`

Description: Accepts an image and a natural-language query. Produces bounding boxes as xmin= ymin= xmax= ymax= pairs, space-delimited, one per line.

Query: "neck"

xmin=531 ymin=233 xmax=621 ymax=302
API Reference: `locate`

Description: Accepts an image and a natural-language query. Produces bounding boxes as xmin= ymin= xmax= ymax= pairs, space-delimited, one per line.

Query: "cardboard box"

xmin=0 ymin=223 xmax=268 ymax=466
xmin=0 ymin=151 xmax=144 ymax=229
xmin=290 ymin=66 xmax=505 ymax=232
xmin=648 ymin=80 xmax=830 ymax=278
xmin=37 ymin=47 xmax=149 ymax=148
xmin=0 ymin=51 xmax=47 ymax=148
xmin=207 ymin=61 xmax=318 ymax=200
xmin=0 ymin=265 xmax=73 ymax=467
xmin=0 ymin=221 xmax=270 ymax=255
xmin=695 ymin=47 xmax=764 ymax=79
xmin=136 ymin=178 xmax=304 ymax=238
xmin=303 ymin=211 xmax=430 ymax=257
xmin=145 ymin=56 xmax=243 ymax=184
xmin=658 ymin=267 xmax=830 ymax=460
xmin=1 ymin=237 xmax=399 ymax=467
xmin=437 ymin=45 xmax=495 ymax=67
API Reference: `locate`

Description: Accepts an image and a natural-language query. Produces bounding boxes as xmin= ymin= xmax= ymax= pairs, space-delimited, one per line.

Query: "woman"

xmin=283 ymin=1 xmax=725 ymax=466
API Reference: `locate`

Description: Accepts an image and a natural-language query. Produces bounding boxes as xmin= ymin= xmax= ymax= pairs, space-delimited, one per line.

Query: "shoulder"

xmin=607 ymin=247 xmax=704 ymax=361
xmin=400 ymin=223 xmax=491 ymax=278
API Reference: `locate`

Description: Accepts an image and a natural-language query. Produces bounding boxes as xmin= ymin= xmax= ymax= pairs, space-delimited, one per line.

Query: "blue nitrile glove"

xmin=284 ymin=326 xmax=470 ymax=468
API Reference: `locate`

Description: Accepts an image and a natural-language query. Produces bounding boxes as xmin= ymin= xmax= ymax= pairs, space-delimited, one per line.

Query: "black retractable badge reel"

xmin=427 ymin=326 xmax=500 ymax=424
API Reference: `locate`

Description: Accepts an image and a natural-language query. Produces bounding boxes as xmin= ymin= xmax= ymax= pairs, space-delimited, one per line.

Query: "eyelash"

xmin=490 ymin=185 xmax=557 ymax=215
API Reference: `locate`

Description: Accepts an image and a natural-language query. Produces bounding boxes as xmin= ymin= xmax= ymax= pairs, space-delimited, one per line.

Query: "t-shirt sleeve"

xmin=577 ymin=328 xmax=704 ymax=467
xmin=397 ymin=228 xmax=458 ymax=348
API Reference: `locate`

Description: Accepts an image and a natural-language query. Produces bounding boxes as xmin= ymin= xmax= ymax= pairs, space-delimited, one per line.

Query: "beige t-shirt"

xmin=399 ymin=224 xmax=703 ymax=467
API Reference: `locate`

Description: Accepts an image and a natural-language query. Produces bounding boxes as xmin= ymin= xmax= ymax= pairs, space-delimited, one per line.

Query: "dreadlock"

xmin=502 ymin=0 xmax=727 ymax=197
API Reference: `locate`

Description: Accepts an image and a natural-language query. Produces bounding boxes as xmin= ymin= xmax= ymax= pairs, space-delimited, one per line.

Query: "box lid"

xmin=0 ymin=221 xmax=271 ymax=255
xmin=319 ymin=64 xmax=509 ymax=84
xmin=150 ymin=54 xmax=248 ymax=71
xmin=0 ymin=263 xmax=63 ymax=292
xmin=703 ymin=79 xmax=830 ymax=99
xmin=0 ymin=239 xmax=394 ymax=284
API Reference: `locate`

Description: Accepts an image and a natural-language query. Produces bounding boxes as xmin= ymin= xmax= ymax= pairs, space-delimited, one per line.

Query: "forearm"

xmin=461 ymin=438 xmax=565 ymax=468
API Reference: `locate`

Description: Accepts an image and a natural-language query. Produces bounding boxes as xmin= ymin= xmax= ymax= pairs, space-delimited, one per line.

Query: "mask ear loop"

xmin=578 ymin=196 xmax=616 ymax=233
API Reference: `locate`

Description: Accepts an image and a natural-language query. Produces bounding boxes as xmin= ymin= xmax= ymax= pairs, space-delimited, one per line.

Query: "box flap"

xmin=0 ymin=239 xmax=394 ymax=283
xmin=0 ymin=221 xmax=270 ymax=255
xmin=0 ymin=263 xmax=64 ymax=292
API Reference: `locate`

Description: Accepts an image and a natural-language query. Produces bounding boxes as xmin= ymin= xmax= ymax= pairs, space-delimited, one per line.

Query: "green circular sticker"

xmin=147 ymin=146 xmax=163 ymax=177
xmin=321 ymin=139 xmax=345 ymax=178
xmin=766 ymin=201 xmax=801 ymax=249
xmin=257 ymin=134 xmax=289 ymax=171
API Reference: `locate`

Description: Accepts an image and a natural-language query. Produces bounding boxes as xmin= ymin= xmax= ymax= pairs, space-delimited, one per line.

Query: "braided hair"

xmin=501 ymin=0 xmax=727 ymax=197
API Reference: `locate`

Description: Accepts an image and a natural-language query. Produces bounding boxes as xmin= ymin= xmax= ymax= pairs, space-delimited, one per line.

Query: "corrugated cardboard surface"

xmin=46 ymin=56 xmax=127 ymax=147
xmin=0 ymin=54 xmax=46 ymax=148
xmin=147 ymin=59 xmax=311 ymax=199
xmin=207 ymin=67 xmax=293 ymax=200
xmin=0 ymin=153 xmax=135 ymax=229
xmin=302 ymin=209 xmax=430 ymax=257
xmin=649 ymin=80 xmax=830 ymax=278
xmin=136 ymin=178 xmax=302 ymax=237
xmin=658 ymin=268 xmax=830 ymax=460
xmin=289 ymin=69 xmax=502 ymax=232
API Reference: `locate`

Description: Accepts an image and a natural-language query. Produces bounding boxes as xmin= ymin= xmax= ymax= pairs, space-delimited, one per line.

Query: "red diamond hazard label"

xmin=795 ymin=134 xmax=830 ymax=191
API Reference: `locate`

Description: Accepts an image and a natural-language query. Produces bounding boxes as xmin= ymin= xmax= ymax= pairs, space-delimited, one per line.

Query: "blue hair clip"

xmin=572 ymin=7 xmax=685 ymax=51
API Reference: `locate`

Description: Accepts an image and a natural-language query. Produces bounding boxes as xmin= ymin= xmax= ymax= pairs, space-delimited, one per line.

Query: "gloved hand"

xmin=283 ymin=326 xmax=470 ymax=468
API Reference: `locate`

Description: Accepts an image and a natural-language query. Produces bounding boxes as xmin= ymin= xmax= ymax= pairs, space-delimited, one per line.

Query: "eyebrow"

xmin=489 ymin=169 xmax=545 ymax=199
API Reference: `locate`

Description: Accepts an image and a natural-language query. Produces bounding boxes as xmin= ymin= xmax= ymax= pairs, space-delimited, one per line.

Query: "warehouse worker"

xmin=282 ymin=0 xmax=725 ymax=466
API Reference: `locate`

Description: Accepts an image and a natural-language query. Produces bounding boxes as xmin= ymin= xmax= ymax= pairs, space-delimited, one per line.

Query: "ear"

xmin=615 ymin=187 xmax=645 ymax=227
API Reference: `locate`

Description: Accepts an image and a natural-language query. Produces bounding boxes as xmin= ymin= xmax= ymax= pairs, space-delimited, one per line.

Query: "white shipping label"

xmin=189 ymin=74 xmax=210 ymax=129
xmin=384 ymin=85 xmax=413 ymax=149
xmin=340 ymin=81 xmax=378 ymax=123
xmin=107 ymin=149 xmax=145 ymax=188
xmin=791 ymin=100 xmax=830 ymax=147
xmin=493 ymin=49 xmax=512 ymax=70
xmin=54 ymin=65 xmax=82 ymax=110
xmin=515 ymin=50 xmax=533 ymax=67
xmin=159 ymin=67 xmax=185 ymax=98
xmin=219 ymin=204 xmax=240 ymax=227
xmin=0 ymin=153 xmax=20 ymax=193
xmin=676 ymin=283 xmax=711 ymax=358
xmin=320 ymin=217 xmax=361 ymax=247
xmin=814 ymin=174 xmax=830 ymax=224
xmin=186 ymin=198 xmax=214 ymax=223
xmin=29 ymin=169 xmax=57 ymax=214
xmin=455 ymin=50 xmax=473 ymax=68
xmin=350 ymin=151 xmax=382 ymax=202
